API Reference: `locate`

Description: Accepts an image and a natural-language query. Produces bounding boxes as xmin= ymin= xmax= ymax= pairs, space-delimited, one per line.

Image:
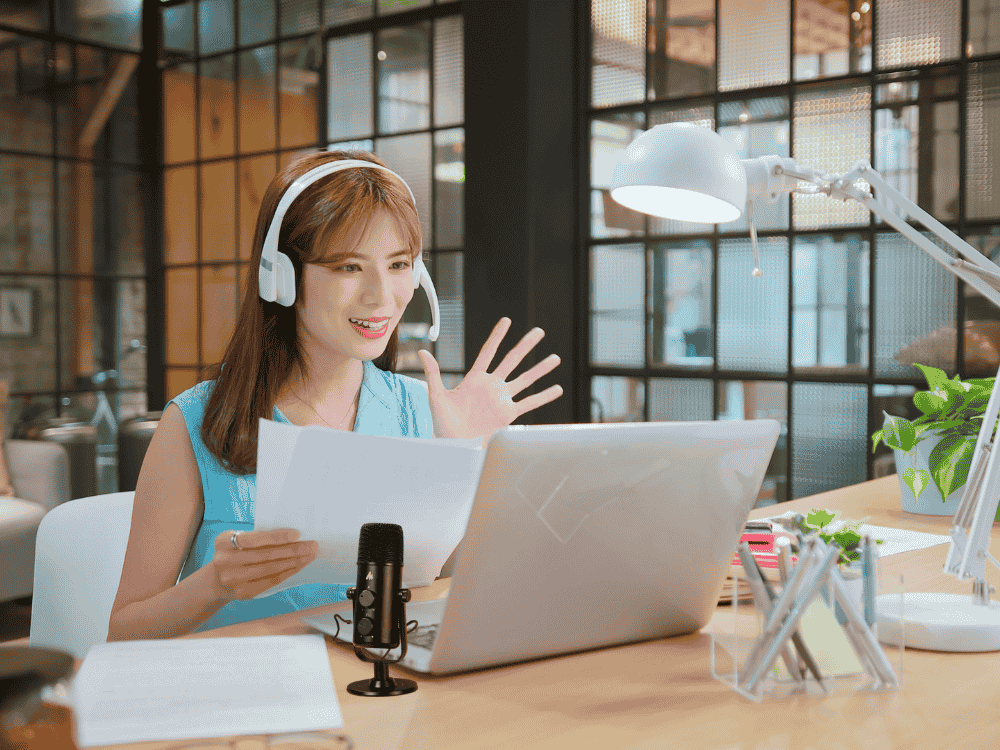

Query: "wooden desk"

xmin=32 ymin=477 xmax=1000 ymax=748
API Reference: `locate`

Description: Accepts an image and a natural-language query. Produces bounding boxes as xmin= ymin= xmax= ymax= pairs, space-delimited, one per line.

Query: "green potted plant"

xmin=870 ymin=363 xmax=999 ymax=517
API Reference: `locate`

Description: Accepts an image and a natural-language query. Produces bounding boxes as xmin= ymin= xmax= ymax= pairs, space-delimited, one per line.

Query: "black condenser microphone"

xmin=345 ymin=523 xmax=417 ymax=696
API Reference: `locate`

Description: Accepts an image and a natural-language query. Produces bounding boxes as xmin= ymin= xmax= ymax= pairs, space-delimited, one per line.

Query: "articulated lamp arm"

xmin=745 ymin=155 xmax=1000 ymax=592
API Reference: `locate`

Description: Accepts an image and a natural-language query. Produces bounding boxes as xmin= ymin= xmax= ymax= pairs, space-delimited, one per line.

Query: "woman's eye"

xmin=392 ymin=261 xmax=412 ymax=270
xmin=338 ymin=263 xmax=360 ymax=272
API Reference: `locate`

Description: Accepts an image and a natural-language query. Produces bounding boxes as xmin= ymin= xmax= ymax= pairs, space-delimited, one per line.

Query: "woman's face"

xmin=297 ymin=211 xmax=416 ymax=365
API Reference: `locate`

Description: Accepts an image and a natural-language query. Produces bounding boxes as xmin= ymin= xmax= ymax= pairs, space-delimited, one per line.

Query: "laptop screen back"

xmin=429 ymin=419 xmax=780 ymax=674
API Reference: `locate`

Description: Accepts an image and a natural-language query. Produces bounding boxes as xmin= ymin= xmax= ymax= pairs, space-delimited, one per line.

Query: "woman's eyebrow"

xmin=338 ymin=249 xmax=413 ymax=261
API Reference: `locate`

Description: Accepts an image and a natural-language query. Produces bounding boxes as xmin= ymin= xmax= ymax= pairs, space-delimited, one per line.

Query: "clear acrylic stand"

xmin=710 ymin=536 xmax=905 ymax=703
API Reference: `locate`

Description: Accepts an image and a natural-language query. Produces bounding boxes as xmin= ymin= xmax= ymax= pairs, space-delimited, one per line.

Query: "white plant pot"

xmin=893 ymin=433 xmax=965 ymax=516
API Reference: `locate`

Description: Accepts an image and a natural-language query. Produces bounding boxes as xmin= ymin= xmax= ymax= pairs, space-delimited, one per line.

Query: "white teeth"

xmin=350 ymin=318 xmax=388 ymax=330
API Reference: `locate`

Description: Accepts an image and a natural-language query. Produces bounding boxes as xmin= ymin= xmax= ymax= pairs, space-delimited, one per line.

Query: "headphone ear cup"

xmin=275 ymin=251 xmax=296 ymax=306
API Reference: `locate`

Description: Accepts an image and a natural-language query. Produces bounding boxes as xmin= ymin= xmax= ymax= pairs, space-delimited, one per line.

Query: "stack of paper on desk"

xmin=254 ymin=419 xmax=485 ymax=597
xmin=71 ymin=635 xmax=342 ymax=748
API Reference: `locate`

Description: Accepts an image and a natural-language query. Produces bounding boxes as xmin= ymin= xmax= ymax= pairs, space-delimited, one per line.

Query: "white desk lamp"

xmin=610 ymin=122 xmax=1000 ymax=652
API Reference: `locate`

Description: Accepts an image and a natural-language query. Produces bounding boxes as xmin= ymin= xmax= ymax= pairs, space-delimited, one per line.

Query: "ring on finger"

xmin=230 ymin=531 xmax=243 ymax=551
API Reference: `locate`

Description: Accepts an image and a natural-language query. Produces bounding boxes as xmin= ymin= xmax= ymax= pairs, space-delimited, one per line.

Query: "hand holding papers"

xmin=253 ymin=419 xmax=485 ymax=597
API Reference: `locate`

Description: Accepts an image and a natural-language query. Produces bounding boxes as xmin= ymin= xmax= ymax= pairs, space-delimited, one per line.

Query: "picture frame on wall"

xmin=0 ymin=287 xmax=36 ymax=338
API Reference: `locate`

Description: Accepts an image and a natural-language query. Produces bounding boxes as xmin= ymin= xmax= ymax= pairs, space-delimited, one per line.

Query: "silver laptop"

xmin=302 ymin=419 xmax=780 ymax=675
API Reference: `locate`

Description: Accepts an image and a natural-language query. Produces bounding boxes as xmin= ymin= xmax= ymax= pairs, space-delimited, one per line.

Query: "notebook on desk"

xmin=302 ymin=419 xmax=781 ymax=675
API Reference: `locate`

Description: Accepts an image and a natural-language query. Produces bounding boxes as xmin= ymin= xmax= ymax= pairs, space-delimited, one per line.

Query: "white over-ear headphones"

xmin=257 ymin=158 xmax=440 ymax=342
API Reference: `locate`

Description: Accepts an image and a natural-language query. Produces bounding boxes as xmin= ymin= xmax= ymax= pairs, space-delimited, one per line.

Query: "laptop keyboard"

xmin=408 ymin=622 xmax=440 ymax=650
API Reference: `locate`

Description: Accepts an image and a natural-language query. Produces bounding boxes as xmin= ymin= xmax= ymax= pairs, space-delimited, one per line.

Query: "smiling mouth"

xmin=348 ymin=317 xmax=389 ymax=330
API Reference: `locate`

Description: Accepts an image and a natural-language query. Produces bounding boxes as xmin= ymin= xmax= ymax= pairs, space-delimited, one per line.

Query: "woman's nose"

xmin=360 ymin=269 xmax=391 ymax=303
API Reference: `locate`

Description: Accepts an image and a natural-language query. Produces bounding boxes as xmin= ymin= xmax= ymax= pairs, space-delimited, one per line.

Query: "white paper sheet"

xmin=765 ymin=511 xmax=952 ymax=557
xmin=71 ymin=635 xmax=342 ymax=748
xmin=253 ymin=419 xmax=485 ymax=597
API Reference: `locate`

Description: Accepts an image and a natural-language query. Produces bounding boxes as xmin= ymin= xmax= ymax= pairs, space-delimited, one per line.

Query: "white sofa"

xmin=0 ymin=439 xmax=70 ymax=602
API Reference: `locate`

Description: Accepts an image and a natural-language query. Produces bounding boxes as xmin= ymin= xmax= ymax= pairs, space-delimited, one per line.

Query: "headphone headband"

xmin=258 ymin=158 xmax=439 ymax=342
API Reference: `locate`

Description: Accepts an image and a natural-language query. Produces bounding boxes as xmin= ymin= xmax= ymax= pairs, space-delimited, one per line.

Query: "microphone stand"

xmin=345 ymin=587 xmax=418 ymax=697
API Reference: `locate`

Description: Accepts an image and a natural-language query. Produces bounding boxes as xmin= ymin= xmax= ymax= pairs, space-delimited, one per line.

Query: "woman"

xmin=108 ymin=151 xmax=562 ymax=640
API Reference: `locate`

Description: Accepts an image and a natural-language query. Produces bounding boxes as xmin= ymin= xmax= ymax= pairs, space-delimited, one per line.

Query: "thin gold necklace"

xmin=289 ymin=384 xmax=359 ymax=430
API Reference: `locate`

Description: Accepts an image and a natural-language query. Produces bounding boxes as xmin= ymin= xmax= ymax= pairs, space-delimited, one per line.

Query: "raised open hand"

xmin=418 ymin=317 xmax=563 ymax=440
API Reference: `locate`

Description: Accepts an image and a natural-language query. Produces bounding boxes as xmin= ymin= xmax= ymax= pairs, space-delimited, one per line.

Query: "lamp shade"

xmin=610 ymin=123 xmax=748 ymax=223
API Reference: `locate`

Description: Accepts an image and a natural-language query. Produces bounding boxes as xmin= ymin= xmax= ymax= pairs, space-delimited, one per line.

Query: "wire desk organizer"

xmin=710 ymin=524 xmax=905 ymax=703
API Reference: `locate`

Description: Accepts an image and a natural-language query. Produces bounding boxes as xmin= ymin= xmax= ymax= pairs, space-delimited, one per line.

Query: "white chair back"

xmin=30 ymin=491 xmax=134 ymax=659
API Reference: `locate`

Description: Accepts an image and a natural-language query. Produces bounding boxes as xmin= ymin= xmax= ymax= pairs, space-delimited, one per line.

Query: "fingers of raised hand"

xmin=513 ymin=384 xmax=564 ymax=417
xmin=471 ymin=317 xmax=512 ymax=373
xmin=507 ymin=353 xmax=560 ymax=396
xmin=493 ymin=326 xmax=546 ymax=381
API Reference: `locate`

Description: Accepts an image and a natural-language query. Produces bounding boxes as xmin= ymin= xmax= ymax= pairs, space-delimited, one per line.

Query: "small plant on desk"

xmin=777 ymin=509 xmax=883 ymax=566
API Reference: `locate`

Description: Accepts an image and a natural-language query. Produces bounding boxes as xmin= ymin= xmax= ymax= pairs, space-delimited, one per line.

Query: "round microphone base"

xmin=347 ymin=661 xmax=417 ymax=696
xmin=347 ymin=676 xmax=417 ymax=697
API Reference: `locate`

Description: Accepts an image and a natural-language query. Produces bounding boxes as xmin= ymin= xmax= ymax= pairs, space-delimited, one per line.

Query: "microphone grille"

xmin=357 ymin=523 xmax=403 ymax=565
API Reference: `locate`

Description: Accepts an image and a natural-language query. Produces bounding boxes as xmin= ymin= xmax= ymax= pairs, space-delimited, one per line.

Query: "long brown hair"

xmin=200 ymin=150 xmax=422 ymax=474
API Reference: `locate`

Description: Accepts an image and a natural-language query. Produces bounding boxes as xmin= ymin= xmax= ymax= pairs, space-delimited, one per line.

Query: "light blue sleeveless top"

xmin=167 ymin=359 xmax=434 ymax=632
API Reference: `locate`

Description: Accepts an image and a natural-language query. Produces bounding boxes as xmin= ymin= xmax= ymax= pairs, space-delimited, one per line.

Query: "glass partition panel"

xmin=791 ymin=382 xmax=867 ymax=498
xmin=328 ymin=34 xmax=373 ymax=141
xmin=0 ymin=36 xmax=51 ymax=155
xmin=199 ymin=0 xmax=235 ymax=55
xmin=165 ymin=268 xmax=198 ymax=366
xmin=164 ymin=2 xmax=196 ymax=56
xmin=325 ymin=0 xmax=374 ymax=25
xmin=0 ymin=156 xmax=54 ymax=274
xmin=719 ymin=379 xmax=788 ymax=505
xmin=717 ymin=237 xmax=789 ymax=374
xmin=649 ymin=240 xmax=713 ymax=368
xmin=200 ymin=161 xmax=237 ymax=263
xmin=165 ymin=167 xmax=197 ymax=265
xmin=874 ymin=232 xmax=957 ymax=378
xmin=375 ymin=132 xmax=432 ymax=248
xmin=792 ymin=84 xmax=872 ymax=229
xmin=434 ymin=128 xmax=464 ymax=250
xmin=239 ymin=155 xmax=277 ymax=261
xmin=591 ymin=0 xmax=645 ymax=107
xmin=591 ymin=112 xmax=646 ymax=240
xmin=377 ymin=22 xmax=431 ymax=134
xmin=200 ymin=55 xmax=236 ymax=159
xmin=434 ymin=15 xmax=463 ymax=127
xmin=718 ymin=0 xmax=789 ymax=92
xmin=967 ymin=60 xmax=1000 ymax=220
xmin=279 ymin=37 xmax=320 ymax=148
xmin=281 ymin=0 xmax=320 ymax=36
xmin=648 ymin=378 xmax=713 ymax=420
xmin=164 ymin=63 xmax=197 ymax=165
xmin=201 ymin=264 xmax=238 ymax=365
xmin=969 ymin=0 xmax=1000 ymax=58
xmin=794 ymin=0 xmax=871 ymax=81
xmin=591 ymin=376 xmax=645 ymax=422
xmin=590 ymin=243 xmax=645 ymax=367
xmin=648 ymin=0 xmax=715 ymax=99
xmin=241 ymin=0 xmax=276 ymax=46
xmin=431 ymin=251 xmax=463 ymax=371
xmin=961 ymin=231 xmax=1000 ymax=377
xmin=56 ymin=0 xmax=141 ymax=49
xmin=378 ymin=0 xmax=432 ymax=15
xmin=239 ymin=47 xmax=277 ymax=154
xmin=0 ymin=1 xmax=46 ymax=32
xmin=792 ymin=234 xmax=869 ymax=375
xmin=875 ymin=0 xmax=960 ymax=69
xmin=1 ymin=276 xmax=56 ymax=393
xmin=718 ymin=96 xmax=790 ymax=233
